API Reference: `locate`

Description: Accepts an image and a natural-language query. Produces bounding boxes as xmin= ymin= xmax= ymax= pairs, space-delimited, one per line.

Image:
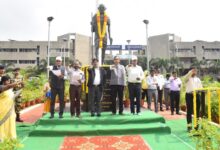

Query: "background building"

xmin=149 ymin=34 xmax=220 ymax=68
xmin=0 ymin=33 xmax=91 ymax=68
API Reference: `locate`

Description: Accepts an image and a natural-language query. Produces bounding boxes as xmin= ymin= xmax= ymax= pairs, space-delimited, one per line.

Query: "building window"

xmin=1 ymin=60 xmax=17 ymax=64
xmin=19 ymin=48 xmax=37 ymax=52
xmin=19 ymin=60 xmax=36 ymax=64
xmin=0 ymin=48 xmax=17 ymax=52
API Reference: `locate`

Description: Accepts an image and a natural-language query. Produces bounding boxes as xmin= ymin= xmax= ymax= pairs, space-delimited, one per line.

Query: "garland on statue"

xmin=96 ymin=10 xmax=108 ymax=48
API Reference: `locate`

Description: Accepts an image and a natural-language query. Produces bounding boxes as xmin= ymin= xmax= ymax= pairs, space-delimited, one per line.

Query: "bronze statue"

xmin=91 ymin=4 xmax=113 ymax=64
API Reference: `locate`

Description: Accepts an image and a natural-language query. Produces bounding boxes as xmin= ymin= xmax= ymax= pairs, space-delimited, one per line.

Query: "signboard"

xmin=125 ymin=45 xmax=144 ymax=50
xmin=106 ymin=45 xmax=122 ymax=50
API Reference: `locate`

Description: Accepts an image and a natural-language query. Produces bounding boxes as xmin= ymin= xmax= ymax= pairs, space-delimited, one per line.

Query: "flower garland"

xmin=96 ymin=10 xmax=108 ymax=48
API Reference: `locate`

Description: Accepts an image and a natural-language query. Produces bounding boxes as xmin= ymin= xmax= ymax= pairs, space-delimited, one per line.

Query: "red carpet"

xmin=60 ymin=135 xmax=150 ymax=150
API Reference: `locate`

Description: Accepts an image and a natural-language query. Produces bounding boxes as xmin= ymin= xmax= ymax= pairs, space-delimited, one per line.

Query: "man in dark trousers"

xmin=49 ymin=56 xmax=66 ymax=119
xmin=87 ymin=58 xmax=106 ymax=117
xmin=110 ymin=56 xmax=126 ymax=115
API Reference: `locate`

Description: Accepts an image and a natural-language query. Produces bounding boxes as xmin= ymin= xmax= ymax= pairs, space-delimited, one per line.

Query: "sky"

xmin=0 ymin=0 xmax=220 ymax=44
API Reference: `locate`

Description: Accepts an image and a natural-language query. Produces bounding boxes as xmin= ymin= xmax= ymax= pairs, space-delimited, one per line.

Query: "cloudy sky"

xmin=0 ymin=0 xmax=220 ymax=44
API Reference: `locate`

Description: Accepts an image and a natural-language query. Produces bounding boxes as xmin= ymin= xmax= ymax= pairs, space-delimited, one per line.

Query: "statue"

xmin=91 ymin=4 xmax=113 ymax=64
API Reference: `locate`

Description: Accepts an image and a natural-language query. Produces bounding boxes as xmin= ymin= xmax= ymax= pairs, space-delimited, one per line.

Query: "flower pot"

xmin=35 ymin=98 xmax=41 ymax=103
xmin=180 ymin=105 xmax=187 ymax=112
xmin=141 ymin=99 xmax=145 ymax=107
xmin=124 ymin=99 xmax=130 ymax=108
xmin=21 ymin=103 xmax=25 ymax=109
xmin=25 ymin=101 xmax=31 ymax=107
xmin=30 ymin=100 xmax=36 ymax=106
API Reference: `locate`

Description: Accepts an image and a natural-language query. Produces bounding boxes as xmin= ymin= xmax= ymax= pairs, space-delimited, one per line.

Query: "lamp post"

xmin=62 ymin=38 xmax=68 ymax=67
xmin=47 ymin=16 xmax=54 ymax=78
xmin=143 ymin=19 xmax=149 ymax=70
xmin=126 ymin=40 xmax=131 ymax=64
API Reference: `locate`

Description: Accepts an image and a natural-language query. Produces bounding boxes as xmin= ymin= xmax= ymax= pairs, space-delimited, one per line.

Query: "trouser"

xmin=89 ymin=86 xmax=103 ymax=115
xmin=158 ymin=88 xmax=163 ymax=110
xmin=164 ymin=88 xmax=170 ymax=109
xmin=111 ymin=85 xmax=124 ymax=114
xmin=128 ymin=83 xmax=141 ymax=114
xmin=142 ymin=89 xmax=148 ymax=102
xmin=185 ymin=92 xmax=206 ymax=125
xmin=50 ymin=88 xmax=64 ymax=116
xmin=148 ymin=89 xmax=158 ymax=112
xmin=170 ymin=91 xmax=180 ymax=113
xmin=69 ymin=85 xmax=81 ymax=116
xmin=15 ymin=95 xmax=22 ymax=119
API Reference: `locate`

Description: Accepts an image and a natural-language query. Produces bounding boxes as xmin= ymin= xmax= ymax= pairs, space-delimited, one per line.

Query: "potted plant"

xmin=180 ymin=104 xmax=187 ymax=112
xmin=124 ymin=86 xmax=130 ymax=108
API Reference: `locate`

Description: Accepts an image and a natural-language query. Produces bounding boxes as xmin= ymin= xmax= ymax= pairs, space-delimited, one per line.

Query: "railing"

xmin=193 ymin=88 xmax=220 ymax=127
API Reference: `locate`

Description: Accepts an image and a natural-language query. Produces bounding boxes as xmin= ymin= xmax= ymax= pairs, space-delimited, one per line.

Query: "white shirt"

xmin=93 ymin=68 xmax=101 ymax=85
xmin=164 ymin=79 xmax=170 ymax=89
xmin=184 ymin=71 xmax=202 ymax=93
xmin=147 ymin=75 xmax=158 ymax=90
xmin=67 ymin=68 xmax=85 ymax=85
xmin=156 ymin=74 xmax=165 ymax=90
xmin=169 ymin=77 xmax=182 ymax=91
xmin=126 ymin=65 xmax=144 ymax=83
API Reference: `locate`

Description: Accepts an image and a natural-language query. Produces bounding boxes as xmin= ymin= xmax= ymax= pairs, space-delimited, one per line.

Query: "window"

xmin=1 ymin=60 xmax=17 ymax=64
xmin=19 ymin=60 xmax=36 ymax=64
xmin=19 ymin=48 xmax=37 ymax=52
xmin=0 ymin=48 xmax=17 ymax=52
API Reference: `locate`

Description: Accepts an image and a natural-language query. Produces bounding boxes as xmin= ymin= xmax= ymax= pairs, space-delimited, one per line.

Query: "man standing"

xmin=110 ymin=56 xmax=126 ymax=115
xmin=141 ymin=70 xmax=149 ymax=106
xmin=12 ymin=68 xmax=24 ymax=122
xmin=147 ymin=69 xmax=158 ymax=112
xmin=67 ymin=60 xmax=85 ymax=118
xmin=49 ymin=56 xmax=66 ymax=119
xmin=155 ymin=69 xmax=165 ymax=111
xmin=126 ymin=56 xmax=144 ymax=115
xmin=169 ymin=71 xmax=182 ymax=115
xmin=87 ymin=59 xmax=106 ymax=117
xmin=164 ymin=73 xmax=171 ymax=110
xmin=184 ymin=68 xmax=203 ymax=132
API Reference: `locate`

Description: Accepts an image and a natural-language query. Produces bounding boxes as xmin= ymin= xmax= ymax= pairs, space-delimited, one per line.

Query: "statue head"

xmin=98 ymin=4 xmax=106 ymax=13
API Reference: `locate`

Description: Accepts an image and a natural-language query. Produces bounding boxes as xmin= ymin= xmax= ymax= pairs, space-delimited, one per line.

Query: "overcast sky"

xmin=0 ymin=0 xmax=220 ymax=44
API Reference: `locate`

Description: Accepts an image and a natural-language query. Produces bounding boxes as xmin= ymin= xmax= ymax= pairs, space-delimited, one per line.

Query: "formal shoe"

xmin=176 ymin=112 xmax=181 ymax=115
xmin=91 ymin=114 xmax=95 ymax=117
xmin=16 ymin=118 xmax=24 ymax=122
xmin=59 ymin=115 xmax=63 ymax=119
xmin=171 ymin=112 xmax=174 ymax=115
xmin=187 ymin=126 xmax=192 ymax=132
xmin=119 ymin=112 xmax=124 ymax=115
xmin=49 ymin=116 xmax=54 ymax=119
xmin=112 ymin=113 xmax=116 ymax=115
xmin=137 ymin=113 xmax=142 ymax=116
xmin=97 ymin=114 xmax=101 ymax=117
xmin=166 ymin=108 xmax=169 ymax=111
xmin=160 ymin=109 xmax=164 ymax=111
xmin=76 ymin=115 xmax=81 ymax=118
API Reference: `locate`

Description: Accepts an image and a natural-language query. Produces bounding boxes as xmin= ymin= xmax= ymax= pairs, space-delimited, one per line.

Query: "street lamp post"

xmin=62 ymin=38 xmax=68 ymax=67
xmin=143 ymin=19 xmax=149 ymax=70
xmin=126 ymin=40 xmax=131 ymax=64
xmin=47 ymin=16 xmax=54 ymax=79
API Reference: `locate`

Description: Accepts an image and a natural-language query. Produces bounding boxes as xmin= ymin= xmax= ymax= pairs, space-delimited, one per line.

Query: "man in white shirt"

xmin=67 ymin=60 xmax=85 ymax=118
xmin=164 ymin=73 xmax=171 ymax=110
xmin=169 ymin=71 xmax=182 ymax=115
xmin=155 ymin=69 xmax=165 ymax=111
xmin=126 ymin=56 xmax=144 ymax=115
xmin=184 ymin=68 xmax=203 ymax=132
xmin=147 ymin=69 xmax=158 ymax=112
xmin=87 ymin=59 xmax=106 ymax=117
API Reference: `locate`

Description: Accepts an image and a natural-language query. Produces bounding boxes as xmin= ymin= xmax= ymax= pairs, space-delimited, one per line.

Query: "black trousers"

xmin=158 ymin=88 xmax=163 ymax=110
xmin=69 ymin=85 xmax=81 ymax=116
xmin=50 ymin=88 xmax=64 ymax=116
xmin=111 ymin=85 xmax=124 ymax=114
xmin=128 ymin=83 xmax=141 ymax=114
xmin=170 ymin=91 xmax=180 ymax=113
xmin=142 ymin=89 xmax=148 ymax=102
xmin=89 ymin=86 xmax=103 ymax=115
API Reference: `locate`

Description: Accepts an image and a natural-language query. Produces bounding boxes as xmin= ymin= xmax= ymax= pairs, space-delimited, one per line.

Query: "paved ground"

xmin=20 ymin=102 xmax=186 ymax=124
